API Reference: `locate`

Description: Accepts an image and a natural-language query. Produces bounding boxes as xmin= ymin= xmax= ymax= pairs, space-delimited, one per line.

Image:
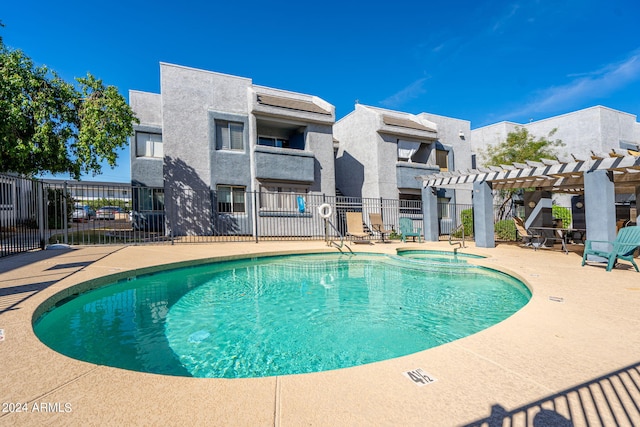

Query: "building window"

xmin=216 ymin=121 xmax=244 ymax=150
xmin=258 ymin=136 xmax=289 ymax=148
xmin=134 ymin=187 xmax=164 ymax=211
xmin=397 ymin=140 xmax=421 ymax=162
xmin=259 ymin=185 xmax=307 ymax=212
xmin=436 ymin=149 xmax=449 ymax=171
xmin=438 ymin=198 xmax=450 ymax=218
xmin=217 ymin=185 xmax=245 ymax=213
xmin=136 ymin=132 xmax=163 ymax=158
xmin=399 ymin=193 xmax=422 ymax=215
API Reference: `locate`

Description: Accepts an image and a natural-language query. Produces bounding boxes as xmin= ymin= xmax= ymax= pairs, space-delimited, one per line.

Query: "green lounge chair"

xmin=581 ymin=226 xmax=640 ymax=272
xmin=399 ymin=217 xmax=422 ymax=243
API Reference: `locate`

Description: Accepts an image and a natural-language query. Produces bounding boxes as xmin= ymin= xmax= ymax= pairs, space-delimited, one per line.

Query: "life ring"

xmin=318 ymin=203 xmax=332 ymax=219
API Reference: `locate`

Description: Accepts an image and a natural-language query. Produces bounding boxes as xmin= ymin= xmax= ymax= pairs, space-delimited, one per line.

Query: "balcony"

xmin=254 ymin=146 xmax=315 ymax=183
xmin=396 ymin=162 xmax=440 ymax=189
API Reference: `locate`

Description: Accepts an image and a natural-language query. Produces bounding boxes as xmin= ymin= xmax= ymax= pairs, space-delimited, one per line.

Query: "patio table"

xmin=528 ymin=227 xmax=583 ymax=255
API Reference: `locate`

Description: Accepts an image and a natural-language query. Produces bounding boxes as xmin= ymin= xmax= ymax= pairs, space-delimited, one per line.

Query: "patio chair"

xmin=513 ymin=217 xmax=543 ymax=250
xmin=345 ymin=212 xmax=370 ymax=243
xmin=581 ymin=225 xmax=640 ymax=272
xmin=399 ymin=217 xmax=422 ymax=243
xmin=369 ymin=213 xmax=393 ymax=243
xmin=553 ymin=228 xmax=569 ymax=254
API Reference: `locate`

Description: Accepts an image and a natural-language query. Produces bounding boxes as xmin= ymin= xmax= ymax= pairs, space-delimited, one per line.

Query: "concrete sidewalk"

xmin=1 ymin=241 xmax=639 ymax=426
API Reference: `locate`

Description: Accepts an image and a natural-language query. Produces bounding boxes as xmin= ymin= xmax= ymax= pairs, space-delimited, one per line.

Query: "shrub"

xmin=552 ymin=205 xmax=572 ymax=228
xmin=495 ymin=219 xmax=516 ymax=241
xmin=86 ymin=198 xmax=129 ymax=211
xmin=461 ymin=208 xmax=473 ymax=236
xmin=452 ymin=208 xmax=474 ymax=238
xmin=47 ymin=188 xmax=73 ymax=229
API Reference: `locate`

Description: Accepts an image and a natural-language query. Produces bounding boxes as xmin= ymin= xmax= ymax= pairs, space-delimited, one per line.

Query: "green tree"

xmin=483 ymin=126 xmax=563 ymax=167
xmin=0 ymin=38 xmax=138 ymax=179
xmin=482 ymin=126 xmax=564 ymax=219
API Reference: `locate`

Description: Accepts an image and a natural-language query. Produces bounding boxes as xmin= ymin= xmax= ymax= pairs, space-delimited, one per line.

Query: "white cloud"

xmin=379 ymin=78 xmax=429 ymax=108
xmin=504 ymin=50 xmax=640 ymax=120
xmin=432 ymin=43 xmax=446 ymax=53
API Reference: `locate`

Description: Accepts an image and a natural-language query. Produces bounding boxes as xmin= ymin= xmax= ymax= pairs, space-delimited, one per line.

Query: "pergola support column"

xmin=636 ymin=185 xmax=640 ymax=221
xmin=473 ymin=181 xmax=495 ymax=248
xmin=584 ymin=170 xmax=616 ymax=248
xmin=421 ymin=185 xmax=439 ymax=242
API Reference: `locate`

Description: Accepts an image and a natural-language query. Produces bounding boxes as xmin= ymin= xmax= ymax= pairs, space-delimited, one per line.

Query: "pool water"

xmin=397 ymin=250 xmax=485 ymax=263
xmin=34 ymin=253 xmax=530 ymax=378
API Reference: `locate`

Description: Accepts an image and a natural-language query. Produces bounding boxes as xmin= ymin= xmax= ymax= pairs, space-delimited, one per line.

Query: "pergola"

xmin=419 ymin=150 xmax=640 ymax=248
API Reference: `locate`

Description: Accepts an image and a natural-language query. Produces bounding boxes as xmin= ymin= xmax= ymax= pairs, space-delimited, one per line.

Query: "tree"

xmin=483 ymin=126 xmax=563 ymax=167
xmin=482 ymin=126 xmax=564 ymax=220
xmin=0 ymin=39 xmax=138 ymax=179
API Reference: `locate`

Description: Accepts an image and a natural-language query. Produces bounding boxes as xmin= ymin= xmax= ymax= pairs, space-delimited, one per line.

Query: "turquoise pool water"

xmin=34 ymin=253 xmax=530 ymax=378
xmin=397 ymin=250 xmax=485 ymax=263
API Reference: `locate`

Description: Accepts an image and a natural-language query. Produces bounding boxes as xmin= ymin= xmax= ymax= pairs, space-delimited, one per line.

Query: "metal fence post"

xmin=37 ymin=181 xmax=46 ymax=250
xmin=253 ymin=191 xmax=259 ymax=243
xmin=63 ymin=181 xmax=69 ymax=245
xmin=170 ymin=186 xmax=175 ymax=245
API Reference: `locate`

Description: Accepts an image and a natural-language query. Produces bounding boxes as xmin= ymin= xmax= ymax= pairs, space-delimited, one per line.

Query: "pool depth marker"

xmin=403 ymin=368 xmax=437 ymax=386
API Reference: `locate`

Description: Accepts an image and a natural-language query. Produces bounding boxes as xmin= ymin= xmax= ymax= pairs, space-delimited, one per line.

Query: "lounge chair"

xmin=369 ymin=213 xmax=393 ymax=243
xmin=582 ymin=226 xmax=640 ymax=272
xmin=399 ymin=217 xmax=422 ymax=243
xmin=345 ymin=212 xmax=370 ymax=243
xmin=513 ymin=217 xmax=543 ymax=249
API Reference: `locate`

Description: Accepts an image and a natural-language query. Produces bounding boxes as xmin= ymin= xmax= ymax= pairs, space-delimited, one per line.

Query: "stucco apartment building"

xmin=334 ymin=104 xmax=472 ymax=204
xmin=471 ymin=105 xmax=640 ymax=226
xmin=332 ymin=104 xmax=473 ymax=233
xmin=130 ymin=63 xmax=640 ymax=240
xmin=130 ymin=63 xmax=336 ymax=236
xmin=130 ymin=64 xmax=475 ymax=238
xmin=471 ymin=106 xmax=640 ymax=166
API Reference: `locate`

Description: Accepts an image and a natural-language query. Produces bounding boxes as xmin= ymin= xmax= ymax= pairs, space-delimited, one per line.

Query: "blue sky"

xmin=3 ymin=0 xmax=640 ymax=182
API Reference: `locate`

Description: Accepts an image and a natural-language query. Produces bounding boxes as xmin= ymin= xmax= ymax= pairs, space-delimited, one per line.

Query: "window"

xmin=136 ymin=132 xmax=163 ymax=158
xmin=153 ymin=190 xmax=165 ymax=211
xmin=258 ymin=136 xmax=289 ymax=148
xmin=399 ymin=193 xmax=421 ymax=215
xmin=397 ymin=140 xmax=421 ymax=162
xmin=217 ymin=186 xmax=245 ymax=213
xmin=135 ymin=188 xmax=164 ymax=211
xmin=436 ymin=149 xmax=449 ymax=171
xmin=438 ymin=198 xmax=450 ymax=218
xmin=259 ymin=186 xmax=307 ymax=212
xmin=216 ymin=121 xmax=244 ymax=150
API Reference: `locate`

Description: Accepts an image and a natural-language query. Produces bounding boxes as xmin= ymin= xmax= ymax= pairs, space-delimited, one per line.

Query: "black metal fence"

xmin=162 ymin=190 xmax=425 ymax=243
xmin=0 ymin=174 xmax=43 ymax=257
xmin=1 ymin=175 xmax=517 ymax=257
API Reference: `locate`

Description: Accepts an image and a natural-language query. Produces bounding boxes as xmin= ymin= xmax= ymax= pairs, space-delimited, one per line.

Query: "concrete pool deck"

xmin=1 ymin=241 xmax=639 ymax=426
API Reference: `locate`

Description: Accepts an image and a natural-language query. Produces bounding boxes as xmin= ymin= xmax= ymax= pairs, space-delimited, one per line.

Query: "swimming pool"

xmin=34 ymin=253 xmax=530 ymax=378
xmin=396 ymin=249 xmax=485 ymax=263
